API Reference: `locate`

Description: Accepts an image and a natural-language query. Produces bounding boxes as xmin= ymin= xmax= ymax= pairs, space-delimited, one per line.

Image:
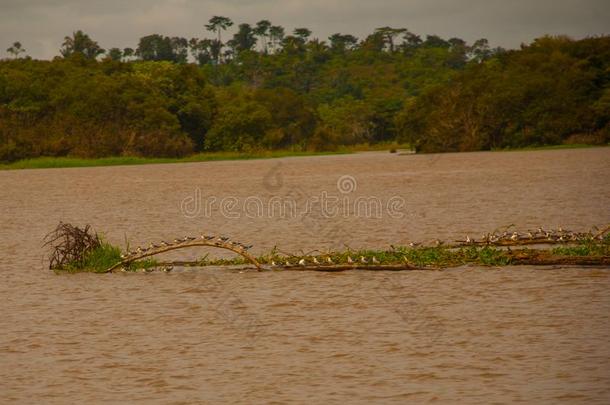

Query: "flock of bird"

xmin=269 ymin=255 xmax=385 ymax=268
xmin=117 ymin=226 xmax=605 ymax=271
xmin=454 ymin=227 xmax=600 ymax=246
xmin=120 ymin=234 xmax=253 ymax=260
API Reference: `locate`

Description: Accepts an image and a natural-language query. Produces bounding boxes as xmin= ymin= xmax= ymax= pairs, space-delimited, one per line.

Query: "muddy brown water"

xmin=1 ymin=148 xmax=609 ymax=404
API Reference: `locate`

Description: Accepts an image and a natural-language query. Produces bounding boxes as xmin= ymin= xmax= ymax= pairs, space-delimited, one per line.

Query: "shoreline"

xmin=1 ymin=143 xmax=606 ymax=171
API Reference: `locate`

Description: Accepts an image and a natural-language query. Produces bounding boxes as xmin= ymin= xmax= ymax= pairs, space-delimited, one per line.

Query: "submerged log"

xmin=509 ymin=254 xmax=610 ymax=266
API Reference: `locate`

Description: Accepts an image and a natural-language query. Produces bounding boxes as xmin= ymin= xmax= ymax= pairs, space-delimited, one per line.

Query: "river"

xmin=1 ymin=148 xmax=609 ymax=403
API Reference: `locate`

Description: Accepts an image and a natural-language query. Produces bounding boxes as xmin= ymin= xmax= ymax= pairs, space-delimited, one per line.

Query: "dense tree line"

xmin=1 ymin=18 xmax=608 ymax=161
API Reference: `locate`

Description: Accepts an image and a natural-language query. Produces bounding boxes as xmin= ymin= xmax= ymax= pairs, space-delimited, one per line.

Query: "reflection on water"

xmin=0 ymin=148 xmax=609 ymax=403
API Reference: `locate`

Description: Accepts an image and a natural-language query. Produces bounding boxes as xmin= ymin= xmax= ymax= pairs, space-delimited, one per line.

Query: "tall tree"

xmin=254 ymin=20 xmax=271 ymax=53
xmin=106 ymin=47 xmax=123 ymax=61
xmin=6 ymin=41 xmax=26 ymax=58
xmin=470 ymin=38 xmax=492 ymax=62
xmin=423 ymin=34 xmax=450 ymax=49
xmin=122 ymin=47 xmax=135 ymax=60
xmin=189 ymin=38 xmax=213 ymax=65
xmin=170 ymin=37 xmax=189 ymax=63
xmin=232 ymin=23 xmax=257 ymax=53
xmin=375 ymin=27 xmax=407 ymax=52
xmin=136 ymin=35 xmax=187 ymax=62
xmin=60 ymin=30 xmax=104 ymax=59
xmin=329 ymin=33 xmax=358 ymax=53
xmin=205 ymin=16 xmax=233 ymax=63
xmin=269 ymin=25 xmax=285 ymax=53
xmin=401 ymin=31 xmax=422 ymax=52
xmin=137 ymin=34 xmax=173 ymax=61
xmin=293 ymin=28 xmax=312 ymax=43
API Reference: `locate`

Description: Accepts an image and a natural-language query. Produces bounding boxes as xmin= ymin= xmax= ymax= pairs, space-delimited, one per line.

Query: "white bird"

xmin=347 ymin=256 xmax=354 ymax=264
xmin=372 ymin=256 xmax=380 ymax=264
xmin=271 ymin=261 xmax=277 ymax=266
xmin=313 ymin=257 xmax=320 ymax=265
xmin=326 ymin=257 xmax=334 ymax=264
xmin=511 ymin=232 xmax=519 ymax=241
xmin=360 ymin=256 xmax=368 ymax=264
xmin=465 ymin=235 xmax=471 ymax=244
xmin=285 ymin=260 xmax=291 ymax=266
xmin=298 ymin=258 xmax=306 ymax=266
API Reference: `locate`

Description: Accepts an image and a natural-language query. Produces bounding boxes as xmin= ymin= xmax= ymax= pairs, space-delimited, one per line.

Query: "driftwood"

xmin=43 ymin=223 xmax=608 ymax=273
xmin=156 ymin=261 xmax=432 ymax=272
xmin=105 ymin=238 xmax=261 ymax=273
xmin=508 ymin=254 xmax=610 ymax=266
xmin=43 ymin=223 xmax=101 ymax=270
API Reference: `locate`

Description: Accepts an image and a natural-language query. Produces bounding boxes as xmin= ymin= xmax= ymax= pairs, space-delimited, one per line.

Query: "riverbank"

xmin=4 ymin=142 xmax=606 ymax=171
xmin=0 ymin=141 xmax=416 ymax=170
xmin=0 ymin=150 xmax=352 ymax=171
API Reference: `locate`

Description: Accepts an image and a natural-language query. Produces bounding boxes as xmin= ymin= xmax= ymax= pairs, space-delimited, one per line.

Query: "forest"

xmin=1 ymin=17 xmax=609 ymax=162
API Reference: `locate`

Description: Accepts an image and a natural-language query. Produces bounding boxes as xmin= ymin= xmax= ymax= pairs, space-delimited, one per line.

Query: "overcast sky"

xmin=1 ymin=0 xmax=609 ymax=59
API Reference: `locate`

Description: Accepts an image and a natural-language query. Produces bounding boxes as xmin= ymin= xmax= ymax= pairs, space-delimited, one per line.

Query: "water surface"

xmin=1 ymin=148 xmax=609 ymax=403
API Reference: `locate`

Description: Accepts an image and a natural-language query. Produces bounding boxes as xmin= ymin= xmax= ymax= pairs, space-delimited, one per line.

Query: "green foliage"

xmin=60 ymin=30 xmax=104 ymax=59
xmin=136 ymin=34 xmax=188 ymax=63
xmin=2 ymin=29 xmax=609 ymax=163
xmin=60 ymin=242 xmax=122 ymax=273
xmin=397 ymin=35 xmax=610 ymax=152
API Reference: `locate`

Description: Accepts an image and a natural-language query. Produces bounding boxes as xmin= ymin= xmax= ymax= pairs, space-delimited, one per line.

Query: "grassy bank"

xmin=4 ymin=142 xmax=604 ymax=171
xmin=0 ymin=150 xmax=355 ymax=171
xmin=1 ymin=142 xmax=416 ymax=171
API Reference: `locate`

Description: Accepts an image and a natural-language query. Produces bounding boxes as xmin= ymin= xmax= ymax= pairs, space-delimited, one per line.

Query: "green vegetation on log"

xmin=57 ymin=242 xmax=160 ymax=273
xmin=2 ymin=22 xmax=609 ymax=163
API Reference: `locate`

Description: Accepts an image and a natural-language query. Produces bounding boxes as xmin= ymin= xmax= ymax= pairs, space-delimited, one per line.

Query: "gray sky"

xmin=1 ymin=0 xmax=609 ymax=59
